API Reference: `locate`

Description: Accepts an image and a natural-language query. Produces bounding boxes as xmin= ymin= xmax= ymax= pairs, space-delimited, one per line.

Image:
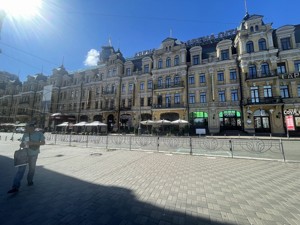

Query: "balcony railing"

xmin=245 ymin=71 xmax=278 ymax=80
xmin=101 ymin=106 xmax=116 ymax=111
xmin=102 ymin=90 xmax=116 ymax=95
xmin=153 ymin=81 xmax=184 ymax=90
xmin=244 ymin=97 xmax=282 ymax=105
xmin=120 ymin=106 xmax=132 ymax=111
xmin=152 ymin=103 xmax=186 ymax=109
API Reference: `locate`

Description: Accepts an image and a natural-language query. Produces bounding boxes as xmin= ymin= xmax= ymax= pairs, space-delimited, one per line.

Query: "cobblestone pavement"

xmin=0 ymin=140 xmax=300 ymax=225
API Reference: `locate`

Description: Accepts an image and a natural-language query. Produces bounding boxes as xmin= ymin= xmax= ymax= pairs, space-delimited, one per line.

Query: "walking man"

xmin=7 ymin=122 xmax=45 ymax=194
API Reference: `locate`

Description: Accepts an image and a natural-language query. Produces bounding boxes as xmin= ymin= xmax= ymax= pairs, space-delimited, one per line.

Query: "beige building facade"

xmin=1 ymin=13 xmax=300 ymax=136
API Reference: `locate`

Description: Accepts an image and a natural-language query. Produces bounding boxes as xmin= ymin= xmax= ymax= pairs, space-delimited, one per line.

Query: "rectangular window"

xmin=126 ymin=68 xmax=131 ymax=76
xmin=199 ymin=74 xmax=206 ymax=83
xmin=147 ymin=80 xmax=152 ymax=89
xmin=281 ymin=37 xmax=291 ymax=50
xmin=188 ymin=75 xmax=195 ymax=84
xmin=221 ymin=49 xmax=229 ymax=60
xmin=250 ymin=87 xmax=259 ymax=103
xmin=95 ymin=101 xmax=99 ymax=109
xmin=147 ymin=97 xmax=152 ymax=106
xmin=122 ymin=84 xmax=125 ymax=93
xmin=280 ymin=85 xmax=289 ymax=98
xmin=165 ymin=95 xmax=171 ymax=107
xmin=140 ymin=82 xmax=144 ymax=91
xmin=129 ymin=83 xmax=133 ymax=92
xmin=144 ymin=64 xmax=149 ymax=73
xmin=218 ymin=91 xmax=225 ymax=102
xmin=230 ymin=70 xmax=237 ymax=80
xmin=200 ymin=92 xmax=206 ymax=103
xmin=298 ymin=85 xmax=300 ymax=97
xmin=121 ymin=99 xmax=125 ymax=108
xmin=231 ymin=90 xmax=238 ymax=101
xmin=264 ymin=86 xmax=272 ymax=97
xmin=189 ymin=93 xmax=195 ymax=104
xmin=217 ymin=72 xmax=224 ymax=81
xmin=193 ymin=55 xmax=199 ymax=65
xmin=294 ymin=60 xmax=300 ymax=72
xmin=110 ymin=99 xmax=115 ymax=108
xmin=277 ymin=63 xmax=286 ymax=74
xmin=174 ymin=94 xmax=180 ymax=104
xmin=140 ymin=97 xmax=144 ymax=107
xmin=128 ymin=99 xmax=132 ymax=107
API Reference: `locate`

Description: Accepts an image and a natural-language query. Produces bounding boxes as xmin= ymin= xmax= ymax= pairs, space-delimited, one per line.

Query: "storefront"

xmin=219 ymin=110 xmax=242 ymax=131
xmin=283 ymin=108 xmax=300 ymax=136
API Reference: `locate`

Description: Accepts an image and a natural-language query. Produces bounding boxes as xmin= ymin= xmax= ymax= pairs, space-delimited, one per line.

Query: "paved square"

xmin=1 ymin=140 xmax=300 ymax=225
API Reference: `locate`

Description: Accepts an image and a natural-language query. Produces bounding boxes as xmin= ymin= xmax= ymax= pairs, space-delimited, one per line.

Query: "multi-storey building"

xmin=1 ymin=13 xmax=300 ymax=136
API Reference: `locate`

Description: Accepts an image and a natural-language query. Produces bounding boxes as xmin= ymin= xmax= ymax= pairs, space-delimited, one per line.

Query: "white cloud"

xmin=84 ymin=49 xmax=99 ymax=66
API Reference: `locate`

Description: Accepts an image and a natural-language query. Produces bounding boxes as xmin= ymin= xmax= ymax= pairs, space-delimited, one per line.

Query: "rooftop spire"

xmin=244 ymin=0 xmax=248 ymax=15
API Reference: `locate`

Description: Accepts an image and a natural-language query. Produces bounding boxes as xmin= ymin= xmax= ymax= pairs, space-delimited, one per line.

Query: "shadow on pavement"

xmin=0 ymin=155 xmax=234 ymax=225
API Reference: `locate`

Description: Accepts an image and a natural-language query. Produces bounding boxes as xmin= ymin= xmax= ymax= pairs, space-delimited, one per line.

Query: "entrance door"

xmin=219 ymin=111 xmax=241 ymax=131
xmin=254 ymin=116 xmax=270 ymax=133
xmin=253 ymin=110 xmax=271 ymax=133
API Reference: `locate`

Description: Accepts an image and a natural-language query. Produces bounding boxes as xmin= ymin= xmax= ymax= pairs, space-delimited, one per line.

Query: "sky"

xmin=0 ymin=0 xmax=300 ymax=82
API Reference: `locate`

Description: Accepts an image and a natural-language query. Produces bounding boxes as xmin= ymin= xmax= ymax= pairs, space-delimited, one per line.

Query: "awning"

xmin=86 ymin=121 xmax=107 ymax=126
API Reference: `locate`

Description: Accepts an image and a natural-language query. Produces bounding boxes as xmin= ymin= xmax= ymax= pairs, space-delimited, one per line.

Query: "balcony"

xmin=245 ymin=71 xmax=278 ymax=80
xmin=153 ymin=81 xmax=184 ymax=90
xmin=120 ymin=106 xmax=132 ymax=111
xmin=102 ymin=90 xmax=116 ymax=96
xmin=101 ymin=106 xmax=116 ymax=111
xmin=244 ymin=97 xmax=283 ymax=105
xmin=152 ymin=103 xmax=186 ymax=109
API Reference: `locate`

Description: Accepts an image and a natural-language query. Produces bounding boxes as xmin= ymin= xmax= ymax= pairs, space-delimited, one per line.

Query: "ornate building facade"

xmin=1 ymin=13 xmax=300 ymax=135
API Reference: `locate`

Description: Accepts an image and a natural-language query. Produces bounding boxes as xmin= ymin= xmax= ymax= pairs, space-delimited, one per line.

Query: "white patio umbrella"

xmin=140 ymin=119 xmax=154 ymax=125
xmin=152 ymin=119 xmax=171 ymax=134
xmin=153 ymin=119 xmax=171 ymax=125
xmin=171 ymin=119 xmax=189 ymax=125
xmin=86 ymin=121 xmax=107 ymax=134
xmin=86 ymin=121 xmax=107 ymax=126
xmin=56 ymin=122 xmax=69 ymax=127
xmin=73 ymin=121 xmax=88 ymax=126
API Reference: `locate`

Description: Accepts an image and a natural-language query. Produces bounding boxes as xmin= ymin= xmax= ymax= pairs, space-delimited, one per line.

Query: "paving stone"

xmin=1 ymin=141 xmax=300 ymax=225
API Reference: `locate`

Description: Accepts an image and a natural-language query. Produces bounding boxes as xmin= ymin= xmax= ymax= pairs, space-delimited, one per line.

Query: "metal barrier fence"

xmin=44 ymin=133 xmax=286 ymax=162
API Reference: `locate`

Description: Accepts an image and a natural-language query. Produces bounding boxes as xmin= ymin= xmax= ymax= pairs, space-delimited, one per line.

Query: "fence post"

xmin=106 ymin=135 xmax=108 ymax=149
xmin=157 ymin=136 xmax=159 ymax=152
xmin=279 ymin=139 xmax=286 ymax=162
xmin=229 ymin=139 xmax=233 ymax=158
xmin=129 ymin=136 xmax=132 ymax=151
xmin=69 ymin=133 xmax=72 ymax=146
xmin=55 ymin=133 xmax=57 ymax=145
xmin=189 ymin=137 xmax=193 ymax=155
xmin=86 ymin=134 xmax=89 ymax=148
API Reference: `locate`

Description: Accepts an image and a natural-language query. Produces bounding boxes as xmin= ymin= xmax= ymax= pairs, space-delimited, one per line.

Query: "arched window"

xmin=248 ymin=65 xmax=257 ymax=78
xmin=174 ymin=55 xmax=179 ymax=66
xmin=255 ymin=25 xmax=259 ymax=31
xmin=246 ymin=41 xmax=254 ymax=53
xmin=261 ymin=63 xmax=270 ymax=76
xmin=258 ymin=38 xmax=267 ymax=51
xmin=166 ymin=57 xmax=171 ymax=68
xmin=250 ymin=26 xmax=254 ymax=32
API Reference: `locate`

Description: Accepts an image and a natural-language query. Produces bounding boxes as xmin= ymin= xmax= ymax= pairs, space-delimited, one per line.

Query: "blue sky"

xmin=1 ymin=0 xmax=300 ymax=82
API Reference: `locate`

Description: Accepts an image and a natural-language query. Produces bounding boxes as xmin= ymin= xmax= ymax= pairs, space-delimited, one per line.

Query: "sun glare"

xmin=0 ymin=0 xmax=42 ymax=19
